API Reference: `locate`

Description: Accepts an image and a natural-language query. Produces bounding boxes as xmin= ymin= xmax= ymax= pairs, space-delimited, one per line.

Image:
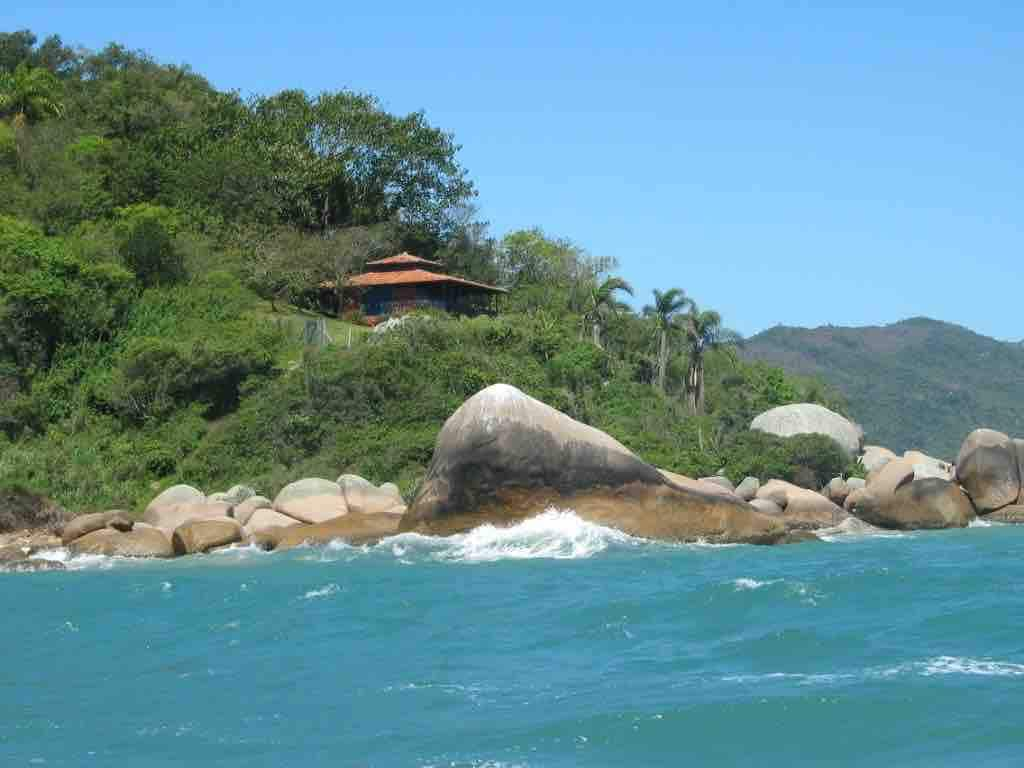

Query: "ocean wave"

xmin=732 ymin=577 xmax=779 ymax=591
xmin=379 ymin=509 xmax=646 ymax=563
xmin=968 ymin=518 xmax=996 ymax=528
xmin=816 ymin=517 xmax=907 ymax=542
xmin=722 ymin=655 xmax=1024 ymax=686
xmin=29 ymin=548 xmax=117 ymax=571
xmin=301 ymin=583 xmax=340 ymax=600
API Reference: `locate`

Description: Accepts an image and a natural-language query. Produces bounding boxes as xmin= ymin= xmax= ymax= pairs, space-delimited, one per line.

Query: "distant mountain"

xmin=742 ymin=317 xmax=1024 ymax=458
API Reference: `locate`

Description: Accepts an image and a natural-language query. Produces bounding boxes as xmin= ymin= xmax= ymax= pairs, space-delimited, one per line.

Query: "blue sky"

xmin=6 ymin=2 xmax=1022 ymax=339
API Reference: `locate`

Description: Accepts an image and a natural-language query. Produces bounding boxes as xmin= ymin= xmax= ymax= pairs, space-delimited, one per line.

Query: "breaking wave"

xmin=379 ymin=509 xmax=646 ymax=563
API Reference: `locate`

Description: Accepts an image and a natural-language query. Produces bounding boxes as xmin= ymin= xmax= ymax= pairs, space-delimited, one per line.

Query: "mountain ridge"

xmin=742 ymin=317 xmax=1024 ymax=457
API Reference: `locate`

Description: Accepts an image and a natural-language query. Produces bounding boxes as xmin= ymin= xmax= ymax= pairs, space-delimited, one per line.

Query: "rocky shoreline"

xmin=3 ymin=385 xmax=1023 ymax=572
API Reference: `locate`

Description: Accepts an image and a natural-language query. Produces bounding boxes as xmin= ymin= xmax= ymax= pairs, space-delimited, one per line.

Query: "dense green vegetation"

xmin=0 ymin=29 xmax=856 ymax=513
xmin=744 ymin=318 xmax=1024 ymax=457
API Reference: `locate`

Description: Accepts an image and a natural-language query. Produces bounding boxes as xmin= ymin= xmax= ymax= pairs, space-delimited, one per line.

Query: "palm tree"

xmin=682 ymin=302 xmax=742 ymax=415
xmin=0 ymin=62 xmax=65 ymax=130
xmin=642 ymin=288 xmax=692 ymax=392
xmin=582 ymin=276 xmax=633 ymax=348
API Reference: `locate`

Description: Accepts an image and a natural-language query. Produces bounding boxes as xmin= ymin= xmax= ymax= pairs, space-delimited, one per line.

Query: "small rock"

xmin=172 ymin=519 xmax=243 ymax=555
xmin=735 ymin=477 xmax=760 ymax=501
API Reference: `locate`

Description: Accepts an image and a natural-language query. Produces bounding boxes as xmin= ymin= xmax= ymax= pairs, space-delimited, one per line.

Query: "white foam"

xmin=733 ymin=577 xmax=778 ymax=591
xmin=968 ymin=518 xmax=994 ymax=528
xmin=816 ymin=517 xmax=906 ymax=542
xmin=921 ymin=656 xmax=1024 ymax=677
xmin=301 ymin=583 xmax=340 ymax=600
xmin=29 ymin=548 xmax=116 ymax=571
xmin=401 ymin=509 xmax=643 ymax=563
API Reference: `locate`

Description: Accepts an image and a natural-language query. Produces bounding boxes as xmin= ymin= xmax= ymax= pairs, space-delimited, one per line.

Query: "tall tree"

xmin=582 ymin=276 xmax=633 ymax=348
xmin=643 ymin=288 xmax=692 ymax=392
xmin=0 ymin=62 xmax=65 ymax=127
xmin=682 ymin=302 xmax=742 ymax=415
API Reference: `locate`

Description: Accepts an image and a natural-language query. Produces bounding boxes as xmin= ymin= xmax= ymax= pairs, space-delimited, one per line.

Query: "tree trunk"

xmin=592 ymin=321 xmax=602 ymax=348
xmin=696 ymin=360 xmax=706 ymax=415
xmin=686 ymin=357 xmax=699 ymax=414
xmin=657 ymin=329 xmax=668 ymax=391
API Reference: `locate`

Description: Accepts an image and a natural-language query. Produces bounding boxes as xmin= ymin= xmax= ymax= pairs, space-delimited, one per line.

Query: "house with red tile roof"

xmin=332 ymin=252 xmax=506 ymax=322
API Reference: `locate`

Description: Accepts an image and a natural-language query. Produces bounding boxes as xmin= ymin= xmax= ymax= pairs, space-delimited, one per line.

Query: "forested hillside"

xmin=744 ymin=318 xmax=1024 ymax=457
xmin=0 ymin=29 xmax=853 ymax=512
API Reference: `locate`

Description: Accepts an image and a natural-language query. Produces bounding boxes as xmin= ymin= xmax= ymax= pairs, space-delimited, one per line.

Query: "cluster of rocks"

xmin=7 ymin=386 xmax=1024 ymax=570
xmin=52 ymin=475 xmax=408 ymax=562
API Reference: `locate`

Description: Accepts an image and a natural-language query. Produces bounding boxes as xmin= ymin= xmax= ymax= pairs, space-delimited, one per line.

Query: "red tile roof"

xmin=365 ymin=252 xmax=441 ymax=267
xmin=345 ymin=268 xmax=506 ymax=293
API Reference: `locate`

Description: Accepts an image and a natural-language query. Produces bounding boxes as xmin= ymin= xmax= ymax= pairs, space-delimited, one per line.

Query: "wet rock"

xmin=402 ymin=384 xmax=785 ymax=545
xmin=984 ymin=505 xmax=1024 ymax=524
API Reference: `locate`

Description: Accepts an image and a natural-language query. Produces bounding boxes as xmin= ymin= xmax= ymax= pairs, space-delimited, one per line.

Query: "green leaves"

xmin=0 ymin=62 xmax=65 ymax=124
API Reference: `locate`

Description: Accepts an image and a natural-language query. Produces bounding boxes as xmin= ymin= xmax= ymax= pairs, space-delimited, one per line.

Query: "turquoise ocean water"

xmin=4 ymin=511 xmax=1024 ymax=767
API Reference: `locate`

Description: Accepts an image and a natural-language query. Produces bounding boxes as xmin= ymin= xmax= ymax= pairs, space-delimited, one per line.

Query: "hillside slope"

xmin=743 ymin=317 xmax=1024 ymax=457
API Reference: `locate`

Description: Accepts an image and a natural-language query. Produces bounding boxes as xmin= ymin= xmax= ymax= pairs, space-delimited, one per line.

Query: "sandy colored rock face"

xmin=69 ymin=528 xmax=174 ymax=558
xmin=172 ymin=519 xmax=242 ymax=555
xmin=143 ymin=502 xmax=232 ymax=537
xmin=867 ymin=458 xmax=916 ymax=498
xmin=860 ymin=446 xmax=897 ymax=474
xmin=826 ymin=477 xmax=850 ymax=505
xmin=62 ymin=511 xmax=130 ymax=545
xmin=735 ymin=477 xmax=760 ymax=501
xmin=749 ymin=498 xmax=783 ymax=517
xmin=955 ymin=429 xmax=1020 ymax=513
xmin=243 ymin=508 xmax=302 ymax=537
xmin=750 ymin=403 xmax=863 ymax=456
xmin=340 ymin=477 xmax=405 ymax=516
xmin=659 ymin=470 xmax=736 ymax=499
xmin=0 ymin=487 xmax=67 ymax=535
xmin=402 ymin=385 xmax=785 ymax=545
xmin=232 ymin=496 xmax=273 ymax=526
xmin=274 ymin=478 xmax=342 ymax=507
xmin=276 ymin=494 xmax=348 ymax=524
xmin=144 ymin=485 xmax=205 ymax=517
xmin=851 ymin=479 xmax=973 ymax=530
xmin=261 ymin=512 xmax=404 ymax=551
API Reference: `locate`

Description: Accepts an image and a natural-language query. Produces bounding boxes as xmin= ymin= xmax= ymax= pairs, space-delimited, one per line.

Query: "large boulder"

xmin=401 ymin=384 xmax=785 ymax=545
xmin=69 ymin=527 xmax=174 ymax=558
xmin=274 ymin=479 xmax=347 ymax=524
xmin=825 ymin=477 xmax=851 ymax=506
xmin=61 ymin=511 xmax=133 ymax=545
xmin=1017 ymin=440 xmax=1024 ymax=504
xmin=853 ymin=478 xmax=974 ymax=530
xmin=866 ymin=457 xmax=916 ymax=498
xmin=751 ymin=403 xmax=863 ymax=456
xmin=144 ymin=485 xmax=205 ymax=517
xmin=860 ymin=446 xmax=897 ymax=474
xmin=734 ymin=477 xmax=760 ymax=502
xmin=232 ymin=496 xmax=274 ymax=526
xmin=752 ymin=479 xmax=844 ymax=530
xmin=338 ymin=475 xmax=406 ymax=516
xmin=256 ymin=512 xmax=403 ymax=551
xmin=904 ymin=451 xmax=954 ymax=481
xmin=0 ymin=486 xmax=68 ymax=534
xmin=955 ymin=429 xmax=1021 ymax=513
xmin=243 ymin=508 xmax=302 ymax=537
xmin=143 ymin=501 xmax=232 ymax=537
xmin=172 ymin=519 xmax=243 ymax=555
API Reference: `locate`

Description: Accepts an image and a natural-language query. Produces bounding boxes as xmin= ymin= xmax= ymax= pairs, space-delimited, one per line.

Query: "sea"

xmin=4 ymin=510 xmax=1024 ymax=767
